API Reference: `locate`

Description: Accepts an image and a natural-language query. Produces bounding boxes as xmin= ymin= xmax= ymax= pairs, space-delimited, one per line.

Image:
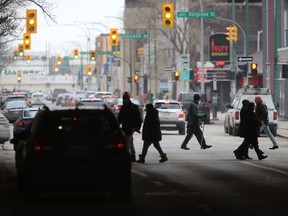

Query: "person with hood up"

xmin=255 ymin=96 xmax=279 ymax=150
xmin=137 ymin=103 xmax=167 ymax=163
xmin=118 ymin=92 xmax=142 ymax=162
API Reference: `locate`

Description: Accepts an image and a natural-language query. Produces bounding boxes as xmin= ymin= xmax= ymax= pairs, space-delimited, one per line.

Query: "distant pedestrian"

xmin=137 ymin=103 xmax=167 ymax=163
xmin=118 ymin=92 xmax=142 ymax=162
xmin=255 ymin=96 xmax=279 ymax=150
xmin=180 ymin=94 xmax=212 ymax=150
xmin=233 ymin=99 xmax=253 ymax=160
xmin=241 ymin=102 xmax=267 ymax=160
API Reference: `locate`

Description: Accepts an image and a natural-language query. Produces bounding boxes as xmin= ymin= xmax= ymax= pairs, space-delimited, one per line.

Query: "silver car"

xmin=153 ymin=99 xmax=186 ymax=135
xmin=0 ymin=112 xmax=10 ymax=148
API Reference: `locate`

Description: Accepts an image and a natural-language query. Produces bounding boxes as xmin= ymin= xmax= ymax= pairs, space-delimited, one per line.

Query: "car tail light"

xmin=16 ymin=119 xmax=30 ymax=127
xmin=273 ymin=111 xmax=277 ymax=121
xmin=114 ymin=105 xmax=121 ymax=111
xmin=179 ymin=111 xmax=185 ymax=119
xmin=32 ymin=139 xmax=53 ymax=151
xmin=235 ymin=111 xmax=240 ymax=120
xmin=105 ymin=134 xmax=126 ymax=150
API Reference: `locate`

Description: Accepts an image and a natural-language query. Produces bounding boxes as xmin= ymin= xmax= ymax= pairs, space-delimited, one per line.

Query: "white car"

xmin=30 ymin=92 xmax=46 ymax=105
xmin=0 ymin=112 xmax=10 ymax=148
xmin=224 ymin=86 xmax=278 ymax=136
xmin=153 ymin=99 xmax=186 ymax=135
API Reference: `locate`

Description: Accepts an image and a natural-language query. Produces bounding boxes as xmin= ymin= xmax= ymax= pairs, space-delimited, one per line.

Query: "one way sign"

xmin=238 ymin=56 xmax=253 ymax=62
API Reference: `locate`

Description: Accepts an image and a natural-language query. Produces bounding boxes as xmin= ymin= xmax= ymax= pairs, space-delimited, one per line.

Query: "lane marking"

xmin=241 ymin=161 xmax=288 ymax=176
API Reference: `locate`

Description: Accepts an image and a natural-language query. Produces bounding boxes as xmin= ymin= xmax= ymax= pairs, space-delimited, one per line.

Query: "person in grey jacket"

xmin=180 ymin=94 xmax=212 ymax=150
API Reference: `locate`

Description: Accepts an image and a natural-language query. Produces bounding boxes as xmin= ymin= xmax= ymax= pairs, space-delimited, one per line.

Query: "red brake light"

xmin=16 ymin=119 xmax=30 ymax=127
xmin=273 ymin=111 xmax=277 ymax=120
xmin=32 ymin=139 xmax=52 ymax=151
xmin=106 ymin=134 xmax=126 ymax=150
xmin=235 ymin=111 xmax=240 ymax=120
xmin=179 ymin=111 xmax=185 ymax=118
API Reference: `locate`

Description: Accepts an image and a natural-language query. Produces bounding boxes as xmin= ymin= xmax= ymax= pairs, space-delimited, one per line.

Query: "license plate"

xmin=69 ymin=146 xmax=89 ymax=155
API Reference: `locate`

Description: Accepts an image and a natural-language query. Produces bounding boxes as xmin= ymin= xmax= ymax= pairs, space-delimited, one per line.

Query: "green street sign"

xmin=97 ymin=51 xmax=113 ymax=55
xmin=80 ymin=51 xmax=90 ymax=55
xmin=177 ymin=11 xmax=216 ymax=18
xmin=122 ymin=33 xmax=150 ymax=39
xmin=180 ymin=71 xmax=190 ymax=80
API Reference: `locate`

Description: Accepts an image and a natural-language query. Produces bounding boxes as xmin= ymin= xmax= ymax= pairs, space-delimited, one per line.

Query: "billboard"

xmin=209 ymin=33 xmax=230 ymax=63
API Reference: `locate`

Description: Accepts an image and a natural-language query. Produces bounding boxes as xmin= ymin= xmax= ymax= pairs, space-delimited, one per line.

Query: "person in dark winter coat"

xmin=240 ymin=102 xmax=268 ymax=160
xmin=180 ymin=94 xmax=212 ymax=150
xmin=118 ymin=92 xmax=142 ymax=162
xmin=255 ymin=96 xmax=279 ymax=150
xmin=137 ymin=103 xmax=167 ymax=163
xmin=233 ymin=99 xmax=253 ymax=159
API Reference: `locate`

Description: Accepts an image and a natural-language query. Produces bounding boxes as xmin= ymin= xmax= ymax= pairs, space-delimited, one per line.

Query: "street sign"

xmin=177 ymin=11 xmax=216 ymax=18
xmin=122 ymin=33 xmax=150 ymax=39
xmin=180 ymin=71 xmax=190 ymax=80
xmin=97 ymin=51 xmax=113 ymax=55
xmin=164 ymin=66 xmax=175 ymax=72
xmin=238 ymin=56 xmax=253 ymax=62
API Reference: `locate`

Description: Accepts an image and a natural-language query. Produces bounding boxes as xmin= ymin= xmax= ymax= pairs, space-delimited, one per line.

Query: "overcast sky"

xmin=22 ymin=0 xmax=125 ymax=56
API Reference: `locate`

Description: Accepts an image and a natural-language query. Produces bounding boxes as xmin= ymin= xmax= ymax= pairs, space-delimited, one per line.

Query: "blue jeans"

xmin=260 ymin=124 xmax=278 ymax=147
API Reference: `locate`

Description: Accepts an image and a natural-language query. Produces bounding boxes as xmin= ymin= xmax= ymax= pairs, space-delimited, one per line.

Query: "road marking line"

xmin=132 ymin=169 xmax=149 ymax=177
xmin=241 ymin=161 xmax=288 ymax=176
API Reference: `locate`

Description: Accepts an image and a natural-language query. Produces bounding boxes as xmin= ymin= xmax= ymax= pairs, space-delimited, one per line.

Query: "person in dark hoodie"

xmin=118 ymin=92 xmax=142 ymax=162
xmin=137 ymin=103 xmax=167 ymax=163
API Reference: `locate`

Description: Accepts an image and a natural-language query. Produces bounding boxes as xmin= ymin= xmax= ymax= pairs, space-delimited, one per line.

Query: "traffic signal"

xmin=162 ymin=3 xmax=174 ymax=28
xmin=54 ymin=63 xmax=59 ymax=72
xmin=73 ymin=49 xmax=79 ymax=59
xmin=134 ymin=75 xmax=139 ymax=83
xmin=26 ymin=9 xmax=37 ymax=34
xmin=17 ymin=71 xmax=22 ymax=83
xmin=18 ymin=44 xmax=24 ymax=57
xmin=90 ymin=50 xmax=96 ymax=61
xmin=13 ymin=50 xmax=18 ymax=61
xmin=250 ymin=63 xmax=258 ymax=76
xmin=23 ymin=33 xmax=31 ymax=50
xmin=127 ymin=77 xmax=131 ymax=83
xmin=110 ymin=28 xmax=119 ymax=46
xmin=137 ymin=47 xmax=144 ymax=58
xmin=56 ymin=55 xmax=62 ymax=65
xmin=174 ymin=71 xmax=180 ymax=81
xmin=226 ymin=25 xmax=238 ymax=43
xmin=26 ymin=54 xmax=31 ymax=64
xmin=86 ymin=66 xmax=92 ymax=76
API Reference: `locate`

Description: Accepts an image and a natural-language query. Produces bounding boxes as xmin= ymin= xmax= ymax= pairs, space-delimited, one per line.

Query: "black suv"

xmin=177 ymin=92 xmax=211 ymax=124
xmin=16 ymin=105 xmax=131 ymax=201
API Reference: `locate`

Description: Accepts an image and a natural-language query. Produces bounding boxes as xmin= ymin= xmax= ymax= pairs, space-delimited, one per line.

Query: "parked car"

xmin=30 ymin=92 xmax=46 ymax=105
xmin=11 ymin=107 xmax=40 ymax=148
xmin=0 ymin=112 xmax=11 ymax=149
xmin=224 ymin=86 xmax=278 ymax=136
xmin=113 ymin=98 xmax=144 ymax=120
xmin=153 ymin=99 xmax=186 ymax=135
xmin=15 ymin=106 xmax=131 ymax=201
xmin=1 ymin=100 xmax=29 ymax=123
xmin=177 ymin=92 xmax=211 ymax=124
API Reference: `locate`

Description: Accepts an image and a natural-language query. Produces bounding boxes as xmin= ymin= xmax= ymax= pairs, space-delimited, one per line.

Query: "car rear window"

xmin=237 ymin=94 xmax=275 ymax=110
xmin=182 ymin=93 xmax=207 ymax=101
xmin=155 ymin=103 xmax=180 ymax=109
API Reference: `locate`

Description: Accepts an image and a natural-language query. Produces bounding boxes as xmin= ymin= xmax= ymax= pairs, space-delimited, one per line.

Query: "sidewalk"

xmin=211 ymin=112 xmax=288 ymax=139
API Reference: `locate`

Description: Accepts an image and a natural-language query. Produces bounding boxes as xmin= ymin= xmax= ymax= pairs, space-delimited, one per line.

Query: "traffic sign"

xmin=238 ymin=56 xmax=253 ymax=62
xmin=177 ymin=11 xmax=216 ymax=18
xmin=164 ymin=66 xmax=175 ymax=72
xmin=122 ymin=34 xmax=150 ymax=39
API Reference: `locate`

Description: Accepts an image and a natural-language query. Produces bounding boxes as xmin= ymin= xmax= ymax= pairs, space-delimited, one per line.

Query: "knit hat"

xmin=193 ymin=94 xmax=201 ymax=100
xmin=122 ymin=92 xmax=130 ymax=101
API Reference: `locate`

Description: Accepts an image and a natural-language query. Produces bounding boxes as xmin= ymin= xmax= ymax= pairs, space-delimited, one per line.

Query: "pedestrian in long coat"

xmin=137 ymin=103 xmax=167 ymax=163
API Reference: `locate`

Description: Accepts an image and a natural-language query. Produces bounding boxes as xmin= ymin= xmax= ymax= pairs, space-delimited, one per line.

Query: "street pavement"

xmin=211 ymin=112 xmax=288 ymax=139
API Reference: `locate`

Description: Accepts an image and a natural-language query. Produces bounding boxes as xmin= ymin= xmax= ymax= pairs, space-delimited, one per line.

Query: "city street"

xmin=0 ymin=112 xmax=287 ymax=216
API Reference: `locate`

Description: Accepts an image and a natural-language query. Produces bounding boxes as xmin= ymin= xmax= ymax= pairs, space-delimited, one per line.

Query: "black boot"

xmin=137 ymin=154 xmax=145 ymax=163
xmin=159 ymin=153 xmax=168 ymax=163
xmin=130 ymin=154 xmax=136 ymax=162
